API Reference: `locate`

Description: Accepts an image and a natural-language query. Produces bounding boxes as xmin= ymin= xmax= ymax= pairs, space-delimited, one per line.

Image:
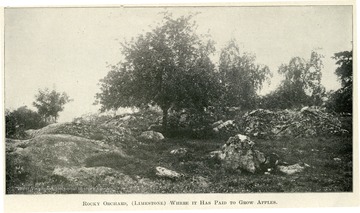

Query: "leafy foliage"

xmin=96 ymin=13 xmax=221 ymax=128
xmin=333 ymin=50 xmax=353 ymax=88
xmin=326 ymin=50 xmax=352 ymax=113
xmin=219 ymin=39 xmax=271 ymax=109
xmin=5 ymin=106 xmax=47 ymax=139
xmin=33 ymin=88 xmax=72 ymax=122
xmin=260 ymin=51 xmax=325 ymax=109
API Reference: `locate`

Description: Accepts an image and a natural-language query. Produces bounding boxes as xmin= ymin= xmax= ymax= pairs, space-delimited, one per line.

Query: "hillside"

xmin=5 ymin=108 xmax=353 ymax=194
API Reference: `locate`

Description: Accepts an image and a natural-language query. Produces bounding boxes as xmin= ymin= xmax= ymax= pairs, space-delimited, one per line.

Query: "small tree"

xmin=96 ymin=13 xmax=221 ymax=128
xmin=261 ymin=51 xmax=325 ymax=109
xmin=33 ymin=88 xmax=72 ymax=122
xmin=219 ymin=39 xmax=271 ymax=110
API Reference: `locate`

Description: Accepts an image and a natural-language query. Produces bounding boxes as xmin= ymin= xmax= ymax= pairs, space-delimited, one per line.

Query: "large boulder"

xmin=139 ymin=131 xmax=164 ymax=141
xmin=6 ymin=134 xmax=127 ymax=172
xmin=221 ymin=134 xmax=266 ymax=173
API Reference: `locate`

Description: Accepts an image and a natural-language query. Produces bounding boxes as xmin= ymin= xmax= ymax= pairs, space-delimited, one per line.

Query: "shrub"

xmin=5 ymin=106 xmax=47 ymax=139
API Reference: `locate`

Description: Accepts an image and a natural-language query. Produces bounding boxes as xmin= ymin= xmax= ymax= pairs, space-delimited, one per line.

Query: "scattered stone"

xmin=119 ymin=115 xmax=133 ymax=121
xmin=213 ymin=120 xmax=235 ymax=133
xmin=139 ymin=131 xmax=164 ymax=141
xmin=333 ymin=158 xmax=342 ymax=162
xmin=155 ymin=166 xmax=182 ymax=179
xmin=211 ymin=120 xmax=224 ymax=128
xmin=221 ymin=134 xmax=266 ymax=173
xmin=277 ymin=163 xmax=310 ymax=175
xmin=170 ymin=148 xmax=188 ymax=155
xmin=191 ymin=176 xmax=209 ymax=188
xmin=148 ymin=124 xmax=163 ymax=132
xmin=209 ymin=150 xmax=226 ymax=160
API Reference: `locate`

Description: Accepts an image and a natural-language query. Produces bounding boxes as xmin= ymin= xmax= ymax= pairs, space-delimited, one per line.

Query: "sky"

xmin=4 ymin=5 xmax=353 ymax=122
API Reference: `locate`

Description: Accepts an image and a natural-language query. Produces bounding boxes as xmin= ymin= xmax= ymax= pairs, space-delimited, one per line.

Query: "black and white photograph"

xmin=1 ymin=1 xmax=359 ymax=211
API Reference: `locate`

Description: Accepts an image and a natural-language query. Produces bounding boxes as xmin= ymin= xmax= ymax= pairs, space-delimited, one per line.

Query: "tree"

xmin=5 ymin=106 xmax=47 ymax=138
xmin=262 ymin=51 xmax=325 ymax=109
xmin=219 ymin=39 xmax=271 ymax=110
xmin=333 ymin=50 xmax=353 ymax=88
xmin=326 ymin=50 xmax=352 ymax=113
xmin=33 ymin=88 xmax=72 ymax=122
xmin=96 ymin=13 xmax=221 ymax=128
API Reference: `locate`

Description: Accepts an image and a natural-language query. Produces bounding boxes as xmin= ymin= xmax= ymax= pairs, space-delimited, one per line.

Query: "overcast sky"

xmin=4 ymin=6 xmax=353 ymax=122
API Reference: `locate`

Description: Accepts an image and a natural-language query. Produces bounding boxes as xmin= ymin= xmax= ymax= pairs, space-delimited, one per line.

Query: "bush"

xmin=166 ymin=107 xmax=219 ymax=139
xmin=5 ymin=106 xmax=47 ymax=139
xmin=326 ymin=86 xmax=352 ymax=114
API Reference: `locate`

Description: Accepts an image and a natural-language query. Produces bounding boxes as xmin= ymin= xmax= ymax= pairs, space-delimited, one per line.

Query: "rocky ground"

xmin=5 ymin=109 xmax=353 ymax=194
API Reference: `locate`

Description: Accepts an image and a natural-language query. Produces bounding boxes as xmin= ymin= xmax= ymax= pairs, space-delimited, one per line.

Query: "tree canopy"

xmin=333 ymin=50 xmax=353 ymax=88
xmin=261 ymin=51 xmax=325 ymax=109
xmin=5 ymin=106 xmax=47 ymax=138
xmin=96 ymin=13 xmax=221 ymax=128
xmin=219 ymin=39 xmax=271 ymax=109
xmin=33 ymin=88 xmax=72 ymax=122
xmin=326 ymin=50 xmax=353 ymax=113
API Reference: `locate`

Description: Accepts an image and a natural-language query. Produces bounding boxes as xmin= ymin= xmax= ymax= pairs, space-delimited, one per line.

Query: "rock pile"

xmin=240 ymin=107 xmax=348 ymax=138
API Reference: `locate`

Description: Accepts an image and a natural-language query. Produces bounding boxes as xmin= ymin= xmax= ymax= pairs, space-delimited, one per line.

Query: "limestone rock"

xmin=213 ymin=120 xmax=235 ymax=133
xmin=191 ymin=176 xmax=209 ymax=188
xmin=24 ymin=122 xmax=136 ymax=145
xmin=139 ymin=131 xmax=164 ymax=141
xmin=209 ymin=150 xmax=226 ymax=160
xmin=241 ymin=107 xmax=348 ymax=138
xmin=221 ymin=134 xmax=265 ymax=173
xmin=6 ymin=134 xmax=127 ymax=170
xmin=170 ymin=148 xmax=188 ymax=155
xmin=277 ymin=163 xmax=310 ymax=175
xmin=211 ymin=120 xmax=224 ymax=128
xmin=155 ymin=166 xmax=182 ymax=179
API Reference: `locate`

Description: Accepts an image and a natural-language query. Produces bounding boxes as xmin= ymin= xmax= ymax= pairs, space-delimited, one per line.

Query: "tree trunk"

xmin=162 ymin=106 xmax=169 ymax=130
